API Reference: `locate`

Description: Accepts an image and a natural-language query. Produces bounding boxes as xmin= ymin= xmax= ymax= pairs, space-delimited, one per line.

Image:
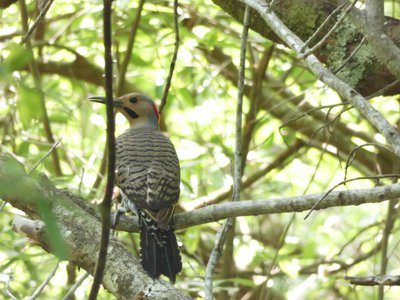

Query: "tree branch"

xmin=20 ymin=0 xmax=54 ymax=45
xmin=89 ymin=0 xmax=116 ymax=298
xmin=174 ymin=182 xmax=400 ymax=229
xmin=111 ymin=180 xmax=400 ymax=233
xmin=116 ymin=0 xmax=145 ymax=95
xmin=364 ymin=0 xmax=400 ymax=80
xmin=0 ymin=156 xmax=191 ymax=300
xmin=346 ymin=275 xmax=400 ymax=286
xmin=185 ymin=139 xmax=305 ymax=210
xmin=300 ymin=0 xmax=358 ymax=58
xmin=239 ymin=0 xmax=400 ymax=158
xmin=212 ymin=0 xmax=400 ymax=97
xmin=2 ymin=155 xmax=400 ymax=298
xmin=19 ymin=0 xmax=63 ymax=177
xmin=205 ymin=5 xmax=249 ymax=299
xmin=159 ymin=0 xmax=180 ymax=114
xmin=197 ymin=44 xmax=397 ymax=176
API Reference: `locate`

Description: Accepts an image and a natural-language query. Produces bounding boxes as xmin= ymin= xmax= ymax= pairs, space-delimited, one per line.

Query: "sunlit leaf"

xmin=17 ymin=85 xmax=43 ymax=128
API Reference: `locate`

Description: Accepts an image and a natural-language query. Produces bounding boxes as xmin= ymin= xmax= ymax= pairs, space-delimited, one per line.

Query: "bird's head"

xmin=89 ymin=93 xmax=160 ymax=129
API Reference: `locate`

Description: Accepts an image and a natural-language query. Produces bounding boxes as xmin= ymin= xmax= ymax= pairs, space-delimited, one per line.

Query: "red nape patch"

xmin=152 ymin=104 xmax=160 ymax=123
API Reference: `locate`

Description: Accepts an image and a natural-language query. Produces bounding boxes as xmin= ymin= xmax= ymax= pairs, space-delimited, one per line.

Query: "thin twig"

xmin=304 ymin=174 xmax=400 ymax=220
xmin=19 ymin=0 xmax=63 ymax=177
xmin=344 ymin=143 xmax=392 ymax=181
xmin=366 ymin=79 xmax=400 ymax=99
xmin=301 ymin=0 xmax=359 ymax=58
xmin=204 ymin=220 xmax=233 ymax=300
xmin=297 ymin=239 xmax=383 ymax=275
xmin=88 ymin=0 xmax=115 ymax=298
xmin=20 ymin=0 xmax=54 ymax=45
xmin=378 ymin=199 xmax=398 ymax=300
xmin=90 ymin=145 xmax=107 ymax=197
xmin=337 ymin=222 xmax=379 ymax=256
xmin=264 ymin=214 xmax=295 ymax=298
xmin=269 ymin=0 xmax=278 ymax=7
xmin=28 ymin=261 xmax=60 ymax=300
xmin=78 ymin=168 xmax=84 ymax=197
xmin=186 ymin=139 xmax=305 ymax=210
xmin=204 ymin=6 xmax=249 ymax=299
xmin=264 ymin=148 xmax=328 ymax=298
xmin=279 ymin=103 xmax=346 ymax=132
xmin=240 ymin=0 xmax=400 ymax=157
xmin=333 ymin=36 xmax=366 ymax=74
xmin=62 ymin=272 xmax=90 ymax=300
xmin=0 ymin=200 xmax=7 ymax=212
xmin=116 ymin=0 xmax=145 ymax=95
xmin=159 ymin=0 xmax=180 ymax=114
xmin=301 ymin=1 xmax=347 ymax=52
xmin=242 ymin=45 xmax=274 ymax=170
xmin=5 ymin=270 xmax=18 ymax=300
xmin=49 ymin=8 xmax=91 ymax=44
xmin=27 ymin=138 xmax=62 ymax=176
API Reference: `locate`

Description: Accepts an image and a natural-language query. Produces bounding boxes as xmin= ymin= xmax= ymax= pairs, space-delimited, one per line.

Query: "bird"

xmin=89 ymin=93 xmax=182 ymax=283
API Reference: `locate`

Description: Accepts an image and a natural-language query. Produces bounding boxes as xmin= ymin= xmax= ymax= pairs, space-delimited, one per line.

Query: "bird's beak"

xmin=89 ymin=96 xmax=123 ymax=107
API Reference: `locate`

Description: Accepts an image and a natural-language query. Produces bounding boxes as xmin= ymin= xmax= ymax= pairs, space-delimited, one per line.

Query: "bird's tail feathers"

xmin=139 ymin=211 xmax=182 ymax=283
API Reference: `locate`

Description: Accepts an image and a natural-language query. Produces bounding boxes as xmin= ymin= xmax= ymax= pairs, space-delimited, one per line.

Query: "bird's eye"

xmin=129 ymin=97 xmax=138 ymax=104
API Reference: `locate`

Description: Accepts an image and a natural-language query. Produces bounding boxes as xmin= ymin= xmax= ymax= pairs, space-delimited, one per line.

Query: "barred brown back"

xmin=115 ymin=126 xmax=182 ymax=282
xmin=116 ymin=127 xmax=180 ymax=217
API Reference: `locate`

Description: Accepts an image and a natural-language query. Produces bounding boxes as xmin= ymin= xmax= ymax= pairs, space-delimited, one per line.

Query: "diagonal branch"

xmin=159 ymin=0 xmax=180 ymax=114
xmin=0 ymin=156 xmax=191 ymax=300
xmin=300 ymin=0 xmax=358 ymax=58
xmin=239 ymin=0 xmax=400 ymax=158
xmin=2 ymin=157 xmax=400 ymax=298
xmin=116 ymin=0 xmax=145 ymax=95
xmin=19 ymin=0 xmax=63 ymax=177
xmin=20 ymin=0 xmax=54 ymax=44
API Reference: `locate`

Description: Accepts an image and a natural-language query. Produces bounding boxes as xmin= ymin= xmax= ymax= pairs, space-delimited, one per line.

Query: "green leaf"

xmin=48 ymin=112 xmax=71 ymax=123
xmin=37 ymin=197 xmax=69 ymax=260
xmin=17 ymin=85 xmax=43 ymax=129
xmin=4 ymin=44 xmax=32 ymax=71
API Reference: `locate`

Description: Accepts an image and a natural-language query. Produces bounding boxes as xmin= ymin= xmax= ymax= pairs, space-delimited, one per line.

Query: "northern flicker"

xmin=90 ymin=93 xmax=182 ymax=283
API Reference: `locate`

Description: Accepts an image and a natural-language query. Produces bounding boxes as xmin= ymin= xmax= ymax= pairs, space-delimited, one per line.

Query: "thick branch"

xmin=114 ymin=180 xmax=400 ymax=232
xmin=4 ymin=155 xmax=399 ymax=233
xmin=198 ymin=45 xmax=398 ymax=175
xmin=212 ymin=0 xmax=400 ymax=96
xmin=18 ymin=50 xmax=138 ymax=94
xmin=239 ymin=0 xmax=400 ymax=158
xmin=175 ymin=182 xmax=400 ymax=229
xmin=0 ymin=157 xmax=191 ymax=300
xmin=346 ymin=275 xmax=400 ymax=286
xmin=364 ymin=0 xmax=400 ymax=80
xmin=2 ymin=158 xmax=400 ymax=298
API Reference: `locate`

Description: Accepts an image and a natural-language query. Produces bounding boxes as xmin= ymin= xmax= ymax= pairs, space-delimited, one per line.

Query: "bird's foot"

xmin=111 ymin=207 xmax=127 ymax=237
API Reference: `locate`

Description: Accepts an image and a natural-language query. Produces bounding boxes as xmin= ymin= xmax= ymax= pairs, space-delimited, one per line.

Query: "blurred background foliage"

xmin=0 ymin=0 xmax=400 ymax=299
